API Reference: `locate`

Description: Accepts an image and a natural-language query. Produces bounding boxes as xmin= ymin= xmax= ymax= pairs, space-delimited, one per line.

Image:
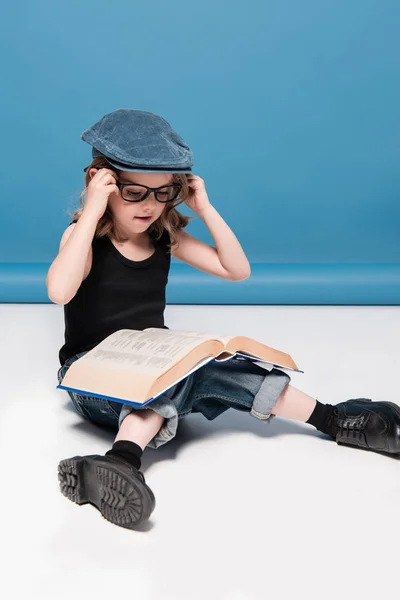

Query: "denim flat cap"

xmin=81 ymin=108 xmax=194 ymax=173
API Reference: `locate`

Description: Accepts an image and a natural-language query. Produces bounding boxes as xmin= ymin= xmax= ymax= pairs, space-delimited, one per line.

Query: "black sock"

xmin=306 ymin=401 xmax=338 ymax=439
xmin=105 ymin=440 xmax=143 ymax=470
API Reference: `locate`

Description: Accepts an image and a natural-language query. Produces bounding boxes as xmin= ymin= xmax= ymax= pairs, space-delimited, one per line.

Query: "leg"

xmin=58 ymin=408 xmax=163 ymax=530
xmin=58 ymin=359 xmax=166 ymax=529
xmin=271 ymin=382 xmax=400 ymax=454
xmin=272 ymin=384 xmax=316 ymax=421
xmin=115 ymin=409 xmax=165 ymax=448
xmin=187 ymin=359 xmax=400 ymax=455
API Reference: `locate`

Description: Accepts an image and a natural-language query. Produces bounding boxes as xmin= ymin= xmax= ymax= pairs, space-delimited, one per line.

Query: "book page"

xmin=150 ymin=355 xmax=215 ymax=400
xmin=216 ymin=335 xmax=300 ymax=372
xmin=224 ymin=336 xmax=301 ymax=372
xmin=216 ymin=335 xmax=235 ymax=346
xmin=80 ymin=329 xmax=223 ymax=375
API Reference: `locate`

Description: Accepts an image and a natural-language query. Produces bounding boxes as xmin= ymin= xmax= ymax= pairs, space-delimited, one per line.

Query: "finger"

xmin=98 ymin=168 xmax=117 ymax=178
xmin=102 ymin=172 xmax=118 ymax=184
xmin=91 ymin=169 xmax=109 ymax=181
xmin=105 ymin=184 xmax=119 ymax=193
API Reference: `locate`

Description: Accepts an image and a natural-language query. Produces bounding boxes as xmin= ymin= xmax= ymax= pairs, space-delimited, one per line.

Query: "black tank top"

xmin=59 ymin=228 xmax=171 ymax=365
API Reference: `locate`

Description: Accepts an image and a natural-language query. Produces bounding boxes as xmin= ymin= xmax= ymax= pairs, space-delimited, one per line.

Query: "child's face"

xmin=108 ymin=170 xmax=174 ymax=234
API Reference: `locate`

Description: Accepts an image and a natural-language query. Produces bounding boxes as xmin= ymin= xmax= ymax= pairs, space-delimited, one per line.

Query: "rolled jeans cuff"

xmin=250 ymin=368 xmax=291 ymax=420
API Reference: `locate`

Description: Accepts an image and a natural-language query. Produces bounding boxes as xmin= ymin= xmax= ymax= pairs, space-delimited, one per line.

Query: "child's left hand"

xmin=184 ymin=174 xmax=212 ymax=217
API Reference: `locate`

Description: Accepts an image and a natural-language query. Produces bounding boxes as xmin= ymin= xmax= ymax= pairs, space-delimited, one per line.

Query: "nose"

xmin=143 ymin=191 xmax=158 ymax=203
xmin=140 ymin=192 xmax=158 ymax=212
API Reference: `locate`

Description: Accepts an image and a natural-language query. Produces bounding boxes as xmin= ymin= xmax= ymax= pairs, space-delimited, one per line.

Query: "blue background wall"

xmin=1 ymin=0 xmax=399 ymax=303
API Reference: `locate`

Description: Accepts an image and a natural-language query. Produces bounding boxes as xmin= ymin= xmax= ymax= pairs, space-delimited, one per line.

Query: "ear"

xmin=88 ymin=168 xmax=98 ymax=180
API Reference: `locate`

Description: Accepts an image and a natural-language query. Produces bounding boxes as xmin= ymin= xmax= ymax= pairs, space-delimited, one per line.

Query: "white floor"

xmin=1 ymin=304 xmax=399 ymax=600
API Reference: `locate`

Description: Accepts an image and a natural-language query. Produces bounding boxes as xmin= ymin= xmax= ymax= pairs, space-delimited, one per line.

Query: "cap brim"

xmin=83 ymin=150 xmax=193 ymax=174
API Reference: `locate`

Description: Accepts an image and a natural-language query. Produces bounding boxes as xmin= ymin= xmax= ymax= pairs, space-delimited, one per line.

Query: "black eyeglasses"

xmin=116 ymin=182 xmax=182 ymax=203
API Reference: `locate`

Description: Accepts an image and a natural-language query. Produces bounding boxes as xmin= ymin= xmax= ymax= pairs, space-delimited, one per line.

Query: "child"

xmin=48 ymin=108 xmax=400 ymax=530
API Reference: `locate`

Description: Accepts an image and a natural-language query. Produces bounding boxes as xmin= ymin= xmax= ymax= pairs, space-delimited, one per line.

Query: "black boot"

xmin=58 ymin=454 xmax=155 ymax=529
xmin=333 ymin=398 xmax=400 ymax=454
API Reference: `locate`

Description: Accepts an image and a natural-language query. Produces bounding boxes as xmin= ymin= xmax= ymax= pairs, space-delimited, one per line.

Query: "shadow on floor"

xmin=63 ymin=400 xmax=322 ymax=472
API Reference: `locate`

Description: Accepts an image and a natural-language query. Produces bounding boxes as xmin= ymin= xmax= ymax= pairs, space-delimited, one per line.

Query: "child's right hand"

xmin=84 ymin=168 xmax=119 ymax=221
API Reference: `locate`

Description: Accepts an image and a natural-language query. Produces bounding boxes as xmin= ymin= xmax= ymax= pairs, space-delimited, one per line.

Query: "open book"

xmin=58 ymin=328 xmax=303 ymax=407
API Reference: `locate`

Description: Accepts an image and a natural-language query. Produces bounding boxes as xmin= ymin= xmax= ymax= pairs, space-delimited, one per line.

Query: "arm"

xmin=46 ymin=168 xmax=118 ymax=304
xmin=46 ymin=214 xmax=96 ymax=305
xmin=172 ymin=175 xmax=251 ymax=281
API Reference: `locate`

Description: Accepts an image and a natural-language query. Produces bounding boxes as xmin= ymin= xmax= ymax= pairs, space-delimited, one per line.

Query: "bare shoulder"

xmin=59 ymin=222 xmax=93 ymax=280
xmin=59 ymin=223 xmax=77 ymax=249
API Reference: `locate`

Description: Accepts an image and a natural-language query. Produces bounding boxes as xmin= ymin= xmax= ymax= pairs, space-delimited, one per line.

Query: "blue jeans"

xmin=58 ymin=353 xmax=291 ymax=449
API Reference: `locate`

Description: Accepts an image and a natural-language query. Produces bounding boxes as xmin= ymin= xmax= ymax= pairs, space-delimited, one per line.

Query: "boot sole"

xmin=58 ymin=457 xmax=155 ymax=528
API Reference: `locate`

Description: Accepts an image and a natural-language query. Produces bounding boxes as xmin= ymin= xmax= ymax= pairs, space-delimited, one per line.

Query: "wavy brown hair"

xmin=71 ymin=156 xmax=192 ymax=249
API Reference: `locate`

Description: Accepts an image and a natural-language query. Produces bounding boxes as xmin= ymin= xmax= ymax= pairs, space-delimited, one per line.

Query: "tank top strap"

xmin=154 ymin=227 xmax=171 ymax=256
